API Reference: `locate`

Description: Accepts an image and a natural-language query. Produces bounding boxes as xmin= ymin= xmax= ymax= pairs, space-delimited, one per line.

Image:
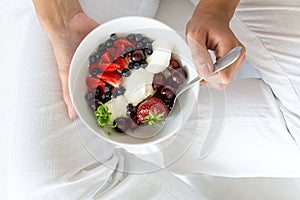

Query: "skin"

xmin=32 ymin=0 xmax=245 ymax=119
xmin=33 ymin=0 xmax=99 ymax=119
xmin=186 ymin=0 xmax=246 ymax=89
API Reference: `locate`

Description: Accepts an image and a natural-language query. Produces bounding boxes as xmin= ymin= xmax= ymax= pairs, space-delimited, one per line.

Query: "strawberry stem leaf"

xmin=142 ymin=111 xmax=165 ymax=128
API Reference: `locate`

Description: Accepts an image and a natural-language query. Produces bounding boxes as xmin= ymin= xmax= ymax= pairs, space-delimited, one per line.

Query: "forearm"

xmin=32 ymin=0 xmax=83 ymax=37
xmin=193 ymin=0 xmax=239 ymax=23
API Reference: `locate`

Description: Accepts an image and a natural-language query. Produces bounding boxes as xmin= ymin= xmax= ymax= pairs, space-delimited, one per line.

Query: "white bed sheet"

xmin=1 ymin=0 xmax=300 ymax=199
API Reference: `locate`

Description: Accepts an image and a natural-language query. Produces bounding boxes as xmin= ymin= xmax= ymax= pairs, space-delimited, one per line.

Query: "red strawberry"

xmin=97 ymin=71 xmax=122 ymax=87
xmin=101 ymin=52 xmax=112 ymax=63
xmin=114 ymin=39 xmax=135 ymax=49
xmin=136 ymin=96 xmax=168 ymax=127
xmin=106 ymin=47 xmax=117 ymax=60
xmin=98 ymin=63 xmax=121 ymax=72
xmin=86 ymin=77 xmax=106 ymax=92
xmin=113 ymin=56 xmax=129 ymax=70
xmin=115 ymin=44 xmax=126 ymax=57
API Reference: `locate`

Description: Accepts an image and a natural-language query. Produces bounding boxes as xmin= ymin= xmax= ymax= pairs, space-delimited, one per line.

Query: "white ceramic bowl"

xmin=69 ymin=16 xmax=199 ymax=147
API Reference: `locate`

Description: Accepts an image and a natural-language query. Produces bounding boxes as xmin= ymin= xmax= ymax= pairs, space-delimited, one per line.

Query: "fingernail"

xmin=196 ymin=64 xmax=211 ymax=79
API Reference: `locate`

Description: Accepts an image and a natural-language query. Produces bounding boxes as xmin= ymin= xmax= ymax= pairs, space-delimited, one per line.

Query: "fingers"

xmin=58 ymin=68 xmax=77 ymax=120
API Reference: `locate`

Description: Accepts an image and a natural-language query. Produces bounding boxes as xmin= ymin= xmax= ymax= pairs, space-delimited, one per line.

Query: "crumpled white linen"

xmin=2 ymin=0 xmax=300 ymax=199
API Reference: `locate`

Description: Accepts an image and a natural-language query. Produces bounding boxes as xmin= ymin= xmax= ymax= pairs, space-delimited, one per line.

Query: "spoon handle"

xmin=175 ymin=46 xmax=242 ymax=97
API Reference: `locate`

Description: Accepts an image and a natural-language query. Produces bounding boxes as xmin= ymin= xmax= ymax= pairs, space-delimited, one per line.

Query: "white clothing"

xmin=1 ymin=0 xmax=300 ymax=199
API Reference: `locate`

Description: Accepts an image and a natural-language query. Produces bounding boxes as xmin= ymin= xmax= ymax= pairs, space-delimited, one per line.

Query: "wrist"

xmin=33 ymin=0 xmax=83 ymax=37
xmin=192 ymin=0 xmax=239 ymax=23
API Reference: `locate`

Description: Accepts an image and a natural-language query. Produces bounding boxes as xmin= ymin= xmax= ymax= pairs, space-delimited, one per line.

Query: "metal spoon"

xmin=169 ymin=46 xmax=243 ymax=115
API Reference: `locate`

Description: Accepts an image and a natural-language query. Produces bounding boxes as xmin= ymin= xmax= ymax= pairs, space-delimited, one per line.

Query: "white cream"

xmin=105 ymin=95 xmax=128 ymax=119
xmin=146 ymin=38 xmax=174 ymax=74
xmin=122 ymin=68 xmax=155 ymax=106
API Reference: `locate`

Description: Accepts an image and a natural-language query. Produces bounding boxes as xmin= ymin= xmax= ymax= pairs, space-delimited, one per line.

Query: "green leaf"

xmin=94 ymin=102 xmax=116 ymax=134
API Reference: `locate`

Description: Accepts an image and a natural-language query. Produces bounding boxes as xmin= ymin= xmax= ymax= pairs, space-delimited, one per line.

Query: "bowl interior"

xmin=69 ymin=16 xmax=199 ymax=146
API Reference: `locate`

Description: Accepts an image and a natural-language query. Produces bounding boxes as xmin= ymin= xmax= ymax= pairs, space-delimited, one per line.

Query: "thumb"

xmin=59 ymin=68 xmax=77 ymax=119
xmin=186 ymin=36 xmax=214 ymax=80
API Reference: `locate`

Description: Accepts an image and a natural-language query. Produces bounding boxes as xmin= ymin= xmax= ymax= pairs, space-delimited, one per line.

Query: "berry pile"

xmin=85 ymin=33 xmax=187 ymax=134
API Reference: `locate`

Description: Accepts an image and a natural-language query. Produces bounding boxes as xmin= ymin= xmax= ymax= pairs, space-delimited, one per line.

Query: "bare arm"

xmin=33 ymin=0 xmax=99 ymax=119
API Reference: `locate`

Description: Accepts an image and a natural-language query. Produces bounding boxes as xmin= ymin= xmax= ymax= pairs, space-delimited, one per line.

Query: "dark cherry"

xmin=176 ymin=68 xmax=187 ymax=79
xmin=89 ymin=99 xmax=100 ymax=111
xmin=114 ymin=117 xmax=130 ymax=133
xmin=131 ymin=49 xmax=145 ymax=62
xmin=129 ymin=116 xmax=139 ymax=131
xmin=160 ymin=85 xmax=175 ymax=100
xmin=152 ymin=72 xmax=167 ymax=91
xmin=167 ymin=59 xmax=181 ymax=71
xmin=169 ymin=68 xmax=187 ymax=87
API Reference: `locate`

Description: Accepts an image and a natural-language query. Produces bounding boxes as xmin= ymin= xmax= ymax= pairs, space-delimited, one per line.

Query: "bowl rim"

xmin=69 ymin=16 xmax=199 ymax=147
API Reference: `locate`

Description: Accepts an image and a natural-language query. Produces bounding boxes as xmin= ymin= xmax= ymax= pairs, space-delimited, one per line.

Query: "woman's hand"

xmin=48 ymin=13 xmax=99 ymax=119
xmin=33 ymin=0 xmax=99 ymax=119
xmin=186 ymin=0 xmax=245 ymax=89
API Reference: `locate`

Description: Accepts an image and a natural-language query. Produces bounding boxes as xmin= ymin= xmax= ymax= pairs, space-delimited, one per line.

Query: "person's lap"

xmin=4 ymin=0 xmax=300 ymax=199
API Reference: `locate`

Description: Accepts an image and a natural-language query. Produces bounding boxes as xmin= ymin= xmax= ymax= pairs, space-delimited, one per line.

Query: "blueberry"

xmin=133 ymin=62 xmax=140 ymax=69
xmin=126 ymin=103 xmax=134 ymax=111
xmin=85 ymin=92 xmax=94 ymax=102
xmin=110 ymin=33 xmax=117 ymax=41
xmin=89 ymin=55 xmax=97 ymax=63
xmin=104 ymin=91 xmax=112 ymax=101
xmin=128 ymin=62 xmax=134 ymax=69
xmin=117 ymin=86 xmax=125 ymax=95
xmin=98 ymin=44 xmax=106 ymax=53
xmin=125 ymin=46 xmax=133 ymax=53
xmin=134 ymin=34 xmax=143 ymax=42
xmin=104 ymin=85 xmax=112 ymax=92
xmin=93 ymin=87 xmax=102 ymax=97
xmin=95 ymin=53 xmax=101 ymax=59
xmin=145 ymin=48 xmax=153 ymax=55
xmin=120 ymin=52 xmax=127 ymax=58
xmin=126 ymin=110 xmax=133 ymax=117
xmin=127 ymin=34 xmax=135 ymax=41
xmin=142 ymin=37 xmax=149 ymax=44
xmin=140 ymin=60 xmax=148 ymax=68
xmin=91 ymin=68 xmax=101 ymax=76
xmin=111 ymin=90 xmax=118 ymax=99
xmin=145 ymin=42 xmax=152 ymax=49
xmin=136 ymin=42 xmax=143 ymax=49
xmin=121 ymin=68 xmax=131 ymax=77
xmin=105 ymin=39 xmax=113 ymax=48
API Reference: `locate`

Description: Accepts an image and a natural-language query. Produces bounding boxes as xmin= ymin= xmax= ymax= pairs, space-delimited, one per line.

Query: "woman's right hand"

xmin=186 ymin=0 xmax=246 ymax=89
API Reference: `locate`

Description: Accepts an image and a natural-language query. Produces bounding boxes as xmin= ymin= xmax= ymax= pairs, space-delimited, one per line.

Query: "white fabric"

xmin=2 ymin=0 xmax=300 ymax=199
